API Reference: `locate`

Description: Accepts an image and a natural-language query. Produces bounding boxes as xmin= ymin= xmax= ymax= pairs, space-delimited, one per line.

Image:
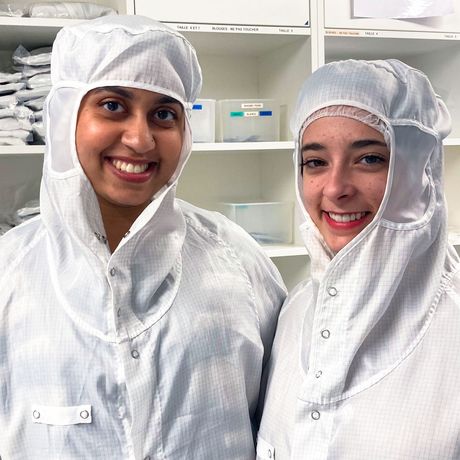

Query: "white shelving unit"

xmin=2 ymin=0 xmax=460 ymax=288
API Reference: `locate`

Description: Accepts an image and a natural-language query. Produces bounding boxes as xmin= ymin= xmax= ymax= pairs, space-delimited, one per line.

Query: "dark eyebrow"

xmin=92 ymin=87 xmax=181 ymax=106
xmin=92 ymin=86 xmax=134 ymax=99
xmin=351 ymin=139 xmax=387 ymax=149
xmin=301 ymin=139 xmax=387 ymax=153
xmin=301 ymin=142 xmax=325 ymax=153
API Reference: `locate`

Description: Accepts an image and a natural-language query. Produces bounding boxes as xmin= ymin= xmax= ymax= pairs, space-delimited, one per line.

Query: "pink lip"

xmin=105 ymin=157 xmax=157 ymax=183
xmin=323 ymin=211 xmax=369 ymax=230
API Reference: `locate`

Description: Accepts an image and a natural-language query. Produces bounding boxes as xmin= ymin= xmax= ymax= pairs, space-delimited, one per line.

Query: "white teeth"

xmin=112 ymin=159 xmax=149 ymax=174
xmin=328 ymin=211 xmax=366 ymax=223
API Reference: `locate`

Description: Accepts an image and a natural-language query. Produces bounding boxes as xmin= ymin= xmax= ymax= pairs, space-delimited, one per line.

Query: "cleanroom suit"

xmin=0 ymin=16 xmax=286 ymax=459
xmin=257 ymin=59 xmax=460 ymax=459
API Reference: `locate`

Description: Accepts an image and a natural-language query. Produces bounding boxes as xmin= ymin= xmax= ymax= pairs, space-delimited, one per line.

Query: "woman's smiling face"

xmin=75 ymin=86 xmax=185 ymax=215
xmin=300 ymin=116 xmax=390 ymax=253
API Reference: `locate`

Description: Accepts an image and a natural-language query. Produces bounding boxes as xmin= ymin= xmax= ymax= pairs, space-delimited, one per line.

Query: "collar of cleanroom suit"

xmin=256 ymin=59 xmax=460 ymax=460
xmin=0 ymin=15 xmax=286 ymax=459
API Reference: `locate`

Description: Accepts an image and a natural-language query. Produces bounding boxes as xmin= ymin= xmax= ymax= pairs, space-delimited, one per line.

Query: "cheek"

xmin=302 ymin=178 xmax=321 ymax=213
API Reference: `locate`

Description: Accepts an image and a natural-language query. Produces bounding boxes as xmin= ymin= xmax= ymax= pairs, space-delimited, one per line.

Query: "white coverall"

xmin=0 ymin=16 xmax=286 ymax=459
xmin=257 ymin=59 xmax=460 ymax=459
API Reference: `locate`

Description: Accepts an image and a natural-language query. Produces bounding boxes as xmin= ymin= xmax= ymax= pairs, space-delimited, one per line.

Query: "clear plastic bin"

xmin=191 ymin=99 xmax=215 ymax=143
xmin=217 ymin=99 xmax=280 ymax=142
xmin=220 ymin=201 xmax=293 ymax=244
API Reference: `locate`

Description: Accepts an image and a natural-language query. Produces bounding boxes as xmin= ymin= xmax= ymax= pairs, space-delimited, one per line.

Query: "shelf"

xmin=0 ymin=17 xmax=82 ymax=49
xmin=325 ymin=32 xmax=460 ymax=60
xmin=448 ymin=231 xmax=460 ymax=246
xmin=324 ymin=28 xmax=460 ymax=42
xmin=171 ymin=24 xmax=309 ymax=56
xmin=262 ymin=244 xmax=308 ymax=258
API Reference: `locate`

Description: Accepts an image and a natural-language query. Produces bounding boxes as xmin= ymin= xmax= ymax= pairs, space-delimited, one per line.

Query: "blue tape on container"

xmin=192 ymin=104 xmax=203 ymax=110
xmin=259 ymin=111 xmax=273 ymax=117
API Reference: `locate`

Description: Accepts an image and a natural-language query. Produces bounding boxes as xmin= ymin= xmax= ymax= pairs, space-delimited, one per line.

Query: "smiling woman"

xmin=76 ymin=86 xmax=185 ymax=249
xmin=300 ymin=112 xmax=390 ymax=254
xmin=0 ymin=15 xmax=286 ymax=459
xmin=257 ymin=59 xmax=460 ymax=460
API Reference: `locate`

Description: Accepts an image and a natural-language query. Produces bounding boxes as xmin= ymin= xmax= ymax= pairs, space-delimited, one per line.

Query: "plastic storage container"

xmin=217 ymin=99 xmax=280 ymax=142
xmin=220 ymin=201 xmax=293 ymax=244
xmin=191 ymin=99 xmax=215 ymax=143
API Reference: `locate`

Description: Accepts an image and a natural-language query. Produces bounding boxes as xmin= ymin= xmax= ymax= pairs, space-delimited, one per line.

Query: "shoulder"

xmin=179 ymin=200 xmax=284 ymax=281
xmin=0 ymin=216 xmax=44 ymax=279
xmin=178 ymin=199 xmax=287 ymax=322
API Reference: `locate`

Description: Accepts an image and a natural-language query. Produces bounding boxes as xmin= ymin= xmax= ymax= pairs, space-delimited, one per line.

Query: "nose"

xmin=121 ymin=115 xmax=154 ymax=154
xmin=323 ymin=165 xmax=355 ymax=201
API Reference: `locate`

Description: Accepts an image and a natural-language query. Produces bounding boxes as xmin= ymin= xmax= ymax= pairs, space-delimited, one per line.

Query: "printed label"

xmin=241 ymin=103 xmax=264 ymax=109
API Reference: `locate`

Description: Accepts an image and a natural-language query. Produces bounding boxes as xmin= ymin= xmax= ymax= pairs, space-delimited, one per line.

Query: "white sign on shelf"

xmin=353 ymin=0 xmax=454 ymax=19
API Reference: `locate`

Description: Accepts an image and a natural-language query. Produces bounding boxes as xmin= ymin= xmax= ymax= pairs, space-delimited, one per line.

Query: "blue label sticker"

xmin=259 ymin=111 xmax=273 ymax=117
xmin=192 ymin=104 xmax=203 ymax=110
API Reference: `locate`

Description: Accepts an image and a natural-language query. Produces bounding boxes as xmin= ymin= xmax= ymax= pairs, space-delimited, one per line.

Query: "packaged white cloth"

xmin=0 ymin=72 xmax=22 ymax=84
xmin=0 ymin=105 xmax=33 ymax=120
xmin=0 ymin=136 xmax=27 ymax=145
xmin=0 ymin=94 xmax=17 ymax=108
xmin=15 ymin=86 xmax=51 ymax=102
xmin=17 ymin=64 xmax=51 ymax=78
xmin=0 ymin=117 xmax=32 ymax=130
xmin=29 ymin=2 xmax=117 ymax=19
xmin=258 ymin=59 xmax=460 ymax=459
xmin=13 ymin=45 xmax=52 ymax=66
xmin=26 ymin=73 xmax=51 ymax=89
xmin=24 ymin=96 xmax=45 ymax=111
xmin=0 ymin=15 xmax=286 ymax=459
xmin=0 ymin=81 xmax=26 ymax=95
xmin=0 ymin=128 xmax=31 ymax=141
xmin=0 ymin=2 xmax=28 ymax=16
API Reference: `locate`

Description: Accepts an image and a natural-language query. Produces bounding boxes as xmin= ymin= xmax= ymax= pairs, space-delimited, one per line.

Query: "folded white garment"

xmin=0 ymin=117 xmax=32 ymax=131
xmin=28 ymin=2 xmax=117 ymax=19
xmin=27 ymin=73 xmax=51 ymax=89
xmin=0 ymin=94 xmax=17 ymax=108
xmin=0 ymin=105 xmax=34 ymax=120
xmin=0 ymin=3 xmax=27 ymax=17
xmin=0 ymin=137 xmax=27 ymax=146
xmin=24 ymin=97 xmax=46 ymax=111
xmin=13 ymin=46 xmax=52 ymax=66
xmin=0 ymin=82 xmax=26 ymax=95
xmin=0 ymin=72 xmax=23 ymax=84
xmin=16 ymin=86 xmax=51 ymax=102
xmin=0 ymin=129 xmax=32 ymax=141
xmin=16 ymin=65 xmax=51 ymax=78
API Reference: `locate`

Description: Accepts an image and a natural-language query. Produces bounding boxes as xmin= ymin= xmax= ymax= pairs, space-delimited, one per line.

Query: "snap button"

xmin=144 ymin=456 xmax=151 ymax=460
xmin=109 ymin=267 xmax=117 ymax=277
xmin=321 ymin=329 xmax=331 ymax=339
xmin=267 ymin=449 xmax=273 ymax=458
xmin=32 ymin=410 xmax=40 ymax=419
xmin=94 ymin=232 xmax=101 ymax=240
xmin=131 ymin=349 xmax=140 ymax=359
xmin=315 ymin=370 xmax=322 ymax=378
xmin=311 ymin=410 xmax=320 ymax=420
xmin=327 ymin=286 xmax=338 ymax=297
xmin=80 ymin=410 xmax=89 ymax=420
xmin=117 ymin=308 xmax=121 ymax=318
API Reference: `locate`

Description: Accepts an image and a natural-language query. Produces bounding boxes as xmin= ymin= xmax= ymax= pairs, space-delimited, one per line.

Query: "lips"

xmin=323 ymin=211 xmax=369 ymax=229
xmin=106 ymin=157 xmax=158 ymax=183
xmin=112 ymin=158 xmax=149 ymax=174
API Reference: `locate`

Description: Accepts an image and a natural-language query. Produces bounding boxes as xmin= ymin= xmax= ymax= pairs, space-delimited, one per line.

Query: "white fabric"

xmin=28 ymin=2 xmax=117 ymax=19
xmin=0 ymin=71 xmax=22 ymax=84
xmin=27 ymin=73 xmax=51 ymax=89
xmin=0 ymin=81 xmax=25 ymax=94
xmin=13 ymin=46 xmax=52 ymax=66
xmin=258 ymin=59 xmax=460 ymax=459
xmin=0 ymin=15 xmax=286 ymax=459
